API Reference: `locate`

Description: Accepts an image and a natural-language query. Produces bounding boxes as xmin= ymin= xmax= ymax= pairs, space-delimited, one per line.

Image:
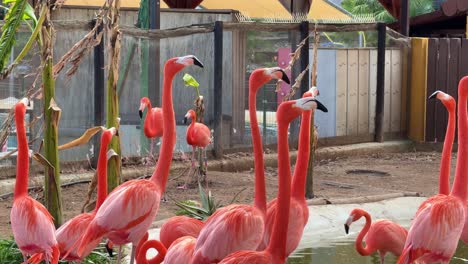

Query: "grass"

xmin=0 ymin=237 xmax=115 ymax=263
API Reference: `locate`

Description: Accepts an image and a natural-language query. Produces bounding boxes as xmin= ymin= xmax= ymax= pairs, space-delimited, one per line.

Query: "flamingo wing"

xmin=150 ymin=107 xmax=164 ymax=137
xmin=366 ymin=220 xmax=407 ymax=256
xmin=165 ymin=236 xmax=197 ymax=264
xmin=191 ymin=123 xmax=212 ymax=147
xmin=10 ymin=196 xmax=58 ymax=260
xmin=160 ymin=216 xmax=204 ymax=248
xmin=55 ymin=213 xmax=97 ymax=260
xmin=191 ymin=204 xmax=265 ymax=263
xmin=398 ymin=195 xmax=465 ymax=264
xmin=78 ymin=180 xmax=160 ymax=254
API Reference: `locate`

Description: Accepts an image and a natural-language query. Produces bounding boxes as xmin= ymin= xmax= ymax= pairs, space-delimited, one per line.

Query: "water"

xmin=287 ymin=240 xmax=468 ymax=264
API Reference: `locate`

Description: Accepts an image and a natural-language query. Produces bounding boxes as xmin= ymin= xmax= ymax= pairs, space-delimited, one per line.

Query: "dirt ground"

xmin=0 ymin=150 xmax=450 ymax=238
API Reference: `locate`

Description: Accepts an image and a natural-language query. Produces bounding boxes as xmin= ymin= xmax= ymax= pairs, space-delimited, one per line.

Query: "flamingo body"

xmin=11 ymin=196 xmax=59 ymax=262
xmin=363 ymin=220 xmax=408 ymax=257
xmin=165 ymin=236 xmax=197 ymax=264
xmin=398 ymin=194 xmax=464 ymax=263
xmin=160 ymin=216 xmax=204 ymax=248
xmin=55 ymin=213 xmax=96 ymax=260
xmin=140 ymin=97 xmax=163 ymax=138
xmin=186 ymin=123 xmax=211 ymax=147
xmin=190 ymin=204 xmax=265 ymax=263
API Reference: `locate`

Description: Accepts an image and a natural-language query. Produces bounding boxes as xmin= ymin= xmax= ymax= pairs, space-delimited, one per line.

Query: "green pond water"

xmin=287 ymin=239 xmax=468 ymax=264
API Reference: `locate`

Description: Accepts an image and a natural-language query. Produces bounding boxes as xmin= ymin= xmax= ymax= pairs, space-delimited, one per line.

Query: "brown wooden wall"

xmin=425 ymin=38 xmax=468 ymax=142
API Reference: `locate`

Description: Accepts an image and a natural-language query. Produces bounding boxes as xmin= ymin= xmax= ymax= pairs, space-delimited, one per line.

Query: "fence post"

xmin=93 ymin=20 xmax=105 ymax=167
xmin=399 ymin=0 xmax=410 ymax=36
xmin=375 ymin=23 xmax=386 ymax=142
xmin=300 ymin=21 xmax=309 ymax=95
xmin=213 ymin=21 xmax=223 ymax=158
xmin=149 ymin=0 xmax=160 ymax=106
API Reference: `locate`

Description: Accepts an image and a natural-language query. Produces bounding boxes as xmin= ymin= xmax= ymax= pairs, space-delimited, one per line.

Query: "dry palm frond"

xmin=310 ymin=24 xmax=320 ymax=87
xmin=58 ymin=126 xmax=105 ymax=150
xmin=283 ymin=65 xmax=309 ymax=101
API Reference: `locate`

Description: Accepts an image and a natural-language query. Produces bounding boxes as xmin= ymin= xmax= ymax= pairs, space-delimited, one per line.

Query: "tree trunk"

xmin=106 ymin=0 xmax=122 ymax=193
xmin=41 ymin=5 xmax=62 ymax=227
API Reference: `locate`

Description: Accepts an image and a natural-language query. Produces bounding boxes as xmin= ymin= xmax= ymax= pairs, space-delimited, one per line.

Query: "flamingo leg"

xmin=177 ymin=146 xmax=196 ymax=189
xmin=203 ymin=147 xmax=208 ymax=188
xmin=22 ymin=254 xmax=27 ymax=264
xmin=129 ymin=245 xmax=137 ymax=264
xmin=116 ymin=245 xmax=122 ymax=264
xmin=379 ymin=253 xmax=385 ymax=264
xmin=149 ymin=138 xmax=155 ymax=159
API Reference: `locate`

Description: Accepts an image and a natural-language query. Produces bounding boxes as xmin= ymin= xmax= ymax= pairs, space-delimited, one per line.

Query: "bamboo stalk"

xmin=41 ymin=5 xmax=63 ymax=226
xmin=105 ymin=0 xmax=122 ymax=192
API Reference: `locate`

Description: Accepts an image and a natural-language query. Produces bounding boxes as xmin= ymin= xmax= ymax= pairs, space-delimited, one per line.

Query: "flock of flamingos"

xmin=7 ymin=54 xmax=468 ymax=264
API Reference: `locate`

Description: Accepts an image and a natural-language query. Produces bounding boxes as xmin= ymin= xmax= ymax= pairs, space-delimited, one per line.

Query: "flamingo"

xmin=159 ymin=216 xmax=204 ymax=248
xmin=428 ymin=90 xmax=455 ymax=195
xmin=344 ymin=208 xmax=408 ymax=264
xmin=139 ymin=97 xmax=163 ymax=157
xmin=397 ymin=77 xmax=468 ymax=264
xmin=218 ymin=96 xmax=328 ymax=264
xmin=178 ymin=109 xmax=212 ymax=189
xmin=28 ymin=128 xmax=117 ymax=264
xmin=188 ymin=68 xmax=290 ymax=264
xmin=10 ymin=98 xmax=59 ymax=264
xmin=257 ymin=86 xmax=321 ymax=255
xmin=76 ymin=55 xmax=204 ymax=264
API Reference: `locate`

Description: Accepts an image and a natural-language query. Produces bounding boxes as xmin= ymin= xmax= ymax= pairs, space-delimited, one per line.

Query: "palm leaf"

xmin=0 ymin=0 xmax=27 ymax=72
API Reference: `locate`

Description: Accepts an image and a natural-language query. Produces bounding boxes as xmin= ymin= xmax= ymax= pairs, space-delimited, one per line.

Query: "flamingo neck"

xmin=249 ymin=75 xmax=267 ymax=214
xmin=151 ymin=65 xmax=177 ymax=193
xmin=266 ymin=112 xmax=292 ymax=261
xmin=14 ymin=105 xmax=29 ymax=199
xmin=452 ymin=83 xmax=468 ymax=200
xmin=355 ymin=212 xmax=373 ymax=256
xmin=292 ymin=110 xmax=312 ymax=200
xmin=95 ymin=135 xmax=111 ymax=210
xmin=439 ymin=104 xmax=455 ymax=195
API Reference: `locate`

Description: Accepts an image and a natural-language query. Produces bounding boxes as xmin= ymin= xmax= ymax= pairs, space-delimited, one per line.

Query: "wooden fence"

xmin=425 ymin=38 xmax=468 ymax=142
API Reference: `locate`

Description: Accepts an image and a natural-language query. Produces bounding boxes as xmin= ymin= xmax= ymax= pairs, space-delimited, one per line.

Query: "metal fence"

xmin=0 ymin=14 xmax=409 ymax=165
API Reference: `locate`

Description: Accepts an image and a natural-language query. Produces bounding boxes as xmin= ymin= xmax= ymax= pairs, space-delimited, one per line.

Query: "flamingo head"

xmin=184 ymin=109 xmax=196 ymax=124
xmin=428 ymin=90 xmax=456 ymax=112
xmin=102 ymin=127 xmax=118 ymax=146
xmin=166 ymin=55 xmax=204 ymax=75
xmin=459 ymin=76 xmax=468 ymax=98
xmin=15 ymin=97 xmax=30 ymax=115
xmin=293 ymin=97 xmax=328 ymax=113
xmin=139 ymin=97 xmax=151 ymax=118
xmin=344 ymin=208 xmax=366 ymax=234
xmin=249 ymin=67 xmax=290 ymax=92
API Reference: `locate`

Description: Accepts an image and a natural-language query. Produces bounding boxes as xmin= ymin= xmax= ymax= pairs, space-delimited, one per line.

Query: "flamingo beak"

xmin=428 ymin=90 xmax=440 ymax=100
xmin=279 ymin=70 xmax=290 ymax=84
xmin=139 ymin=110 xmax=143 ymax=119
xmin=344 ymin=224 xmax=350 ymax=234
xmin=344 ymin=215 xmax=353 ymax=234
xmin=105 ymin=240 xmax=114 ymax=257
xmin=315 ymin=99 xmax=328 ymax=113
xmin=193 ymin=56 xmax=204 ymax=68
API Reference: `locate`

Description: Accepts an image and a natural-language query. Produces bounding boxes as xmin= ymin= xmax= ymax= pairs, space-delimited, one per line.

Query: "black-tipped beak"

xmin=105 ymin=242 xmax=114 ymax=257
xmin=280 ymin=70 xmax=290 ymax=84
xmin=315 ymin=99 xmax=328 ymax=113
xmin=27 ymin=100 xmax=31 ymax=107
xmin=193 ymin=57 xmax=204 ymax=68
xmin=139 ymin=110 xmax=143 ymax=119
xmin=115 ymin=130 xmax=119 ymax=137
xmin=184 ymin=117 xmax=188 ymax=124
xmin=344 ymin=224 xmax=349 ymax=234
xmin=428 ymin=91 xmax=440 ymax=100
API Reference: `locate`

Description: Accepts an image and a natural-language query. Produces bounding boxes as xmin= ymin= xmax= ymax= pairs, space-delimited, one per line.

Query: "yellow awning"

xmin=64 ymin=0 xmax=351 ymax=20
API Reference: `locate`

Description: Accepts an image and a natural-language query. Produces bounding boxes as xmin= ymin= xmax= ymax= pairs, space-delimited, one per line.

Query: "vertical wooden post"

xmin=213 ymin=21 xmax=223 ymax=158
xmin=93 ymin=20 xmax=105 ymax=167
xmin=375 ymin=23 xmax=386 ymax=142
xmin=149 ymin=0 xmax=160 ymax=106
xmin=300 ymin=21 xmax=309 ymax=95
xmin=399 ymin=0 xmax=410 ymax=36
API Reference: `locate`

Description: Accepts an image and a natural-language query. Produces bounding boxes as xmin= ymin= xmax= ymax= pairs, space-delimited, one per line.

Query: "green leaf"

xmin=0 ymin=0 xmax=27 ymax=71
xmin=183 ymin=73 xmax=200 ymax=88
xmin=23 ymin=3 xmax=37 ymax=27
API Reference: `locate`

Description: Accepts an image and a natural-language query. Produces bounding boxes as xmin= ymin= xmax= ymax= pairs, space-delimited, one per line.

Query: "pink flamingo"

xmin=397 ymin=77 xmax=468 ymax=264
xmin=218 ymin=97 xmax=328 ymax=264
xmin=344 ymin=208 xmax=408 ymax=264
xmin=139 ymin=97 xmax=163 ymax=157
xmin=10 ymin=98 xmax=59 ymax=264
xmin=164 ymin=236 xmax=198 ymax=264
xmin=188 ymin=68 xmax=290 ymax=264
xmin=76 ymin=55 xmax=204 ymax=264
xmin=29 ymin=128 xmax=117 ymax=263
xmin=178 ymin=109 xmax=212 ymax=189
xmin=257 ymin=86 xmax=321 ymax=255
xmin=159 ymin=216 xmax=204 ymax=248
